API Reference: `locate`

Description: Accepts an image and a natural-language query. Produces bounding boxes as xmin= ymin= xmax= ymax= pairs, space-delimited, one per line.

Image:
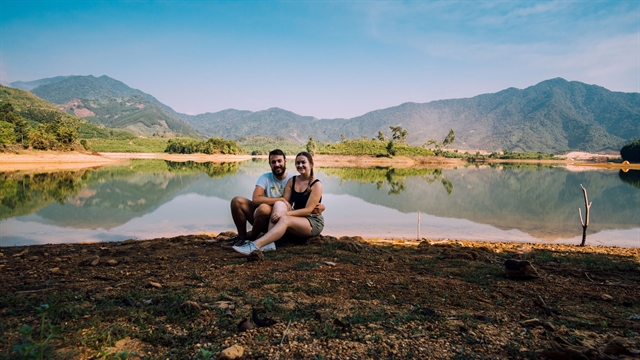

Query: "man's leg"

xmin=250 ymin=203 xmax=272 ymax=239
xmin=230 ymin=196 xmax=255 ymax=238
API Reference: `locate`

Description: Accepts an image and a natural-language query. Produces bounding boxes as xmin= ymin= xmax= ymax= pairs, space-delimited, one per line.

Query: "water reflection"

xmin=0 ymin=160 xmax=242 ymax=229
xmin=0 ymin=160 xmax=638 ymax=246
xmin=619 ymin=170 xmax=640 ymax=190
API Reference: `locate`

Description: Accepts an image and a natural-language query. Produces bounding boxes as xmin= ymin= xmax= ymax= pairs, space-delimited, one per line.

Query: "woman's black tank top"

xmin=290 ymin=176 xmax=322 ymax=210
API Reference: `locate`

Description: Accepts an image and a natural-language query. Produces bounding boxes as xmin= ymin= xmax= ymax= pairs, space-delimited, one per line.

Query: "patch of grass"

xmin=83 ymin=138 xmax=172 ymax=153
xmin=293 ymin=261 xmax=321 ymax=271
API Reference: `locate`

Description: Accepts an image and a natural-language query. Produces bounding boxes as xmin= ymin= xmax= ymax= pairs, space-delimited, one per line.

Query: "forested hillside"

xmin=11 ymin=75 xmax=639 ymax=153
xmin=25 ymin=75 xmax=198 ymax=138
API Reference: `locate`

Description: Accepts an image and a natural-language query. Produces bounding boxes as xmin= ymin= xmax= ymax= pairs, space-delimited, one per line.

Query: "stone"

xmin=149 ymin=281 xmax=162 ymax=288
xmin=504 ymin=259 xmax=540 ymax=279
xmin=520 ymin=318 xmax=542 ymax=327
xmin=541 ymin=320 xmax=556 ymax=332
xmin=80 ymin=256 xmax=100 ymax=266
xmin=219 ymin=345 xmax=244 ymax=359
xmin=107 ymin=259 xmax=118 ymax=266
xmin=323 ymin=261 xmax=336 ymax=267
xmin=601 ymin=294 xmax=613 ymax=301
xmin=247 ymin=250 xmax=264 ymax=262
xmin=49 ymin=267 xmax=60 ymax=273
xmin=181 ymin=301 xmax=200 ymax=310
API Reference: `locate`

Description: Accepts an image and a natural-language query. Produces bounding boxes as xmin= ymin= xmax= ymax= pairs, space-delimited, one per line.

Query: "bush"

xmin=620 ymin=139 xmax=640 ymax=163
xmin=165 ymin=137 xmax=244 ymax=155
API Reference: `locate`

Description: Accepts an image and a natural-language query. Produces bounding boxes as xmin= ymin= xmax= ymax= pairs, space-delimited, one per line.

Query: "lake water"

xmin=1 ymin=159 xmax=638 ymax=247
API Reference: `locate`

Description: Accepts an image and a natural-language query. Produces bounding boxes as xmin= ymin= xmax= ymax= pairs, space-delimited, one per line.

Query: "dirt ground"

xmin=1 ymin=234 xmax=639 ymax=359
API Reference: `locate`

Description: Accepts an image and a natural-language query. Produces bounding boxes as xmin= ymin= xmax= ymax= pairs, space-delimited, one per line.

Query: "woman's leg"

xmin=254 ymin=215 xmax=312 ymax=248
xmin=267 ymin=201 xmax=289 ymax=232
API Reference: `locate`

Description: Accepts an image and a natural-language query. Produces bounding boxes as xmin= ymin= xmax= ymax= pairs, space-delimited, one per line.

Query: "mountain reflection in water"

xmin=0 ymin=160 xmax=638 ymax=247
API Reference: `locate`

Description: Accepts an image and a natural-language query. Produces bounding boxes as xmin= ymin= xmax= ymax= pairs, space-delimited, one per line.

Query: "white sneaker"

xmin=232 ymin=241 xmax=259 ymax=256
xmin=261 ymin=242 xmax=276 ymax=252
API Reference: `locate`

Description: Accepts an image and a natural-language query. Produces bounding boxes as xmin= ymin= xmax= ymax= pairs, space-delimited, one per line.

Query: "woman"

xmin=232 ymin=152 xmax=323 ymax=255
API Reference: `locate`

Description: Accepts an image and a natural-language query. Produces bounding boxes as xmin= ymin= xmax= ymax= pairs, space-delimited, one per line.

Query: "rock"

xmin=314 ymin=310 xmax=333 ymax=322
xmin=219 ymin=345 xmax=244 ymax=359
xmin=180 ymin=301 xmax=200 ymax=310
xmin=247 ymin=250 xmax=264 ymax=262
xmin=323 ymin=261 xmax=336 ymax=267
xmin=107 ymin=259 xmax=118 ymax=266
xmin=80 ymin=256 xmax=100 ymax=266
xmin=601 ymin=294 xmax=613 ymax=301
xmin=603 ymin=337 xmax=633 ymax=355
xmin=520 ymin=318 xmax=542 ymax=327
xmin=122 ymin=239 xmax=137 ymax=244
xmin=149 ymin=281 xmax=162 ymax=288
xmin=13 ymin=249 xmax=28 ymax=257
xmin=0 ymin=252 xmax=3 ymax=257
xmin=213 ymin=301 xmax=234 ymax=310
xmin=504 ymin=259 xmax=540 ymax=279
xmin=237 ymin=319 xmax=254 ymax=332
xmin=541 ymin=320 xmax=556 ymax=332
xmin=49 ymin=267 xmax=60 ymax=273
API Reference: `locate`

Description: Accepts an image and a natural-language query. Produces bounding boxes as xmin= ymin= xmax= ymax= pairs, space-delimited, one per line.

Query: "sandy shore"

xmin=1 ymin=150 xmax=638 ymax=172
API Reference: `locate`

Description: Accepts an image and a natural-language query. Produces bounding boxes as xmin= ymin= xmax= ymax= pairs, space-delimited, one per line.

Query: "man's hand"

xmin=311 ymin=203 xmax=326 ymax=215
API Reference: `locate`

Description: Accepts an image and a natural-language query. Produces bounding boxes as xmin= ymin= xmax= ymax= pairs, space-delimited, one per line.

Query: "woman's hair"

xmin=296 ymin=151 xmax=315 ymax=194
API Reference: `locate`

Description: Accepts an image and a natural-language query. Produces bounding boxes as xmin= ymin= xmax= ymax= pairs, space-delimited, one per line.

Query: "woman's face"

xmin=295 ymin=155 xmax=311 ymax=176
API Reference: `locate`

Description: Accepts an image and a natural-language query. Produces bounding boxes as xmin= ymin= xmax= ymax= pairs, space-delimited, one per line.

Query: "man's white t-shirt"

xmin=256 ymin=172 xmax=293 ymax=198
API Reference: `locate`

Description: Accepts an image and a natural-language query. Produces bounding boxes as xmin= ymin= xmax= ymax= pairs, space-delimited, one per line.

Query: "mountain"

xmin=9 ymin=76 xmax=73 ymax=91
xmin=179 ymin=78 xmax=639 ymax=153
xmin=26 ymin=75 xmax=198 ymax=138
xmin=12 ymin=75 xmax=639 ymax=152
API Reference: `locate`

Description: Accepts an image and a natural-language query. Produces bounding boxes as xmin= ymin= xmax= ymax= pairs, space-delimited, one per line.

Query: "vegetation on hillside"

xmin=28 ymin=75 xmax=199 ymax=138
xmin=165 ymin=137 xmax=244 ymax=154
xmin=237 ymin=135 xmax=305 ymax=156
xmin=175 ymin=78 xmax=638 ymax=153
xmin=0 ymin=100 xmax=80 ymax=150
xmin=620 ymin=139 xmax=640 ymax=163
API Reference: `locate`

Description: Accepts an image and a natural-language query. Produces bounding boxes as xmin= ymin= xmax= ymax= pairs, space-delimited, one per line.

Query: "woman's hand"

xmin=270 ymin=210 xmax=285 ymax=224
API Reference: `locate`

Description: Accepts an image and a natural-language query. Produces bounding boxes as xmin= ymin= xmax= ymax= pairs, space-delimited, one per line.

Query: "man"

xmin=227 ymin=149 xmax=323 ymax=246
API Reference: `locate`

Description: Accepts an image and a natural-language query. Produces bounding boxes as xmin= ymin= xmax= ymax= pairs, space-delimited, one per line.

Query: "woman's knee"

xmin=273 ymin=201 xmax=288 ymax=212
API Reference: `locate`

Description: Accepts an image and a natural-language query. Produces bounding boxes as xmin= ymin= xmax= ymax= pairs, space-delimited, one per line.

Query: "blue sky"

xmin=1 ymin=1 xmax=638 ymax=118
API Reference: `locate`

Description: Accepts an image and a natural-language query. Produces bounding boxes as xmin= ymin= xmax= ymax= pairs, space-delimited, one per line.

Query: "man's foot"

xmin=221 ymin=235 xmax=251 ymax=249
xmin=232 ymin=241 xmax=276 ymax=256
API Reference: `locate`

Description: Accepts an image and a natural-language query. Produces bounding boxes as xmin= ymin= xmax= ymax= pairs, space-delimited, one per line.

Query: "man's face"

xmin=269 ymin=155 xmax=286 ymax=178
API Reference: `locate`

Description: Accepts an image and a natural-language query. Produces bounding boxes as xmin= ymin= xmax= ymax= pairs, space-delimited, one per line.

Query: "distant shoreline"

xmin=0 ymin=150 xmax=637 ymax=172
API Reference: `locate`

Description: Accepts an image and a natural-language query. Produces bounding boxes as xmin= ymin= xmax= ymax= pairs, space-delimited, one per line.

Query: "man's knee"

xmin=254 ymin=204 xmax=272 ymax=219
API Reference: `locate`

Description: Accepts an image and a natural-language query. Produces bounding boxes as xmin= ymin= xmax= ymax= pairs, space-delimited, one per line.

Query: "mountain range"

xmin=10 ymin=75 xmax=640 ymax=153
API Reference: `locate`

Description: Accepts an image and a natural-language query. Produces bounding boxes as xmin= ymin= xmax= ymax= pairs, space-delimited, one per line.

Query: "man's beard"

xmin=272 ymin=165 xmax=286 ymax=177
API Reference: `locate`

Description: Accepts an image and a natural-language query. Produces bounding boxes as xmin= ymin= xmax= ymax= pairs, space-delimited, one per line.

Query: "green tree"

xmin=389 ymin=126 xmax=407 ymax=144
xmin=377 ymin=130 xmax=386 ymax=141
xmin=386 ymin=140 xmax=396 ymax=156
xmin=306 ymin=137 xmax=317 ymax=156
xmin=442 ymin=129 xmax=455 ymax=148
xmin=620 ymin=139 xmax=640 ymax=163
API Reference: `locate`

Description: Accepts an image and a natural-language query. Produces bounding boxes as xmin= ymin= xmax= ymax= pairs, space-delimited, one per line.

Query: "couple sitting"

xmin=229 ymin=149 xmax=324 ymax=256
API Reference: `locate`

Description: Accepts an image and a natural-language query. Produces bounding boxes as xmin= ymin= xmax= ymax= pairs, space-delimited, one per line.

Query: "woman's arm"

xmin=285 ymin=182 xmax=323 ymax=217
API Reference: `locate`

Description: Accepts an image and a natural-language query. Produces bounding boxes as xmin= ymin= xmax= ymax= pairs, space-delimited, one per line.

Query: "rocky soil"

xmin=0 ymin=234 xmax=639 ymax=359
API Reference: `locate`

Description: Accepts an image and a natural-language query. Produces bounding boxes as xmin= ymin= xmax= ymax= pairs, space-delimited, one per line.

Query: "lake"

xmin=1 ymin=159 xmax=638 ymax=247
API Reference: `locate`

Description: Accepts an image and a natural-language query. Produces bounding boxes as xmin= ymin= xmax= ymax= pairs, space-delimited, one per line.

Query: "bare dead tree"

xmin=578 ymin=184 xmax=592 ymax=246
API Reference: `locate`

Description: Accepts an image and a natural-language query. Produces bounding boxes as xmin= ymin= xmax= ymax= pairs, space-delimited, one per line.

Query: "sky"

xmin=1 ymin=1 xmax=638 ymax=119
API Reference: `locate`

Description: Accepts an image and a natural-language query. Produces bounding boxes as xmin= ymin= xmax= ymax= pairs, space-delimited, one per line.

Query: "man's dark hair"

xmin=269 ymin=149 xmax=286 ymax=160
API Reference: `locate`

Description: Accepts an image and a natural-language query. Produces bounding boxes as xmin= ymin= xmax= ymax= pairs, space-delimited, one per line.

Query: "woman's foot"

xmin=232 ymin=241 xmax=276 ymax=255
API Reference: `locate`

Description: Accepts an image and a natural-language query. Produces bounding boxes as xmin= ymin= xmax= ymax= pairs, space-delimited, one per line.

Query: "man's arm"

xmin=251 ymin=185 xmax=287 ymax=206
